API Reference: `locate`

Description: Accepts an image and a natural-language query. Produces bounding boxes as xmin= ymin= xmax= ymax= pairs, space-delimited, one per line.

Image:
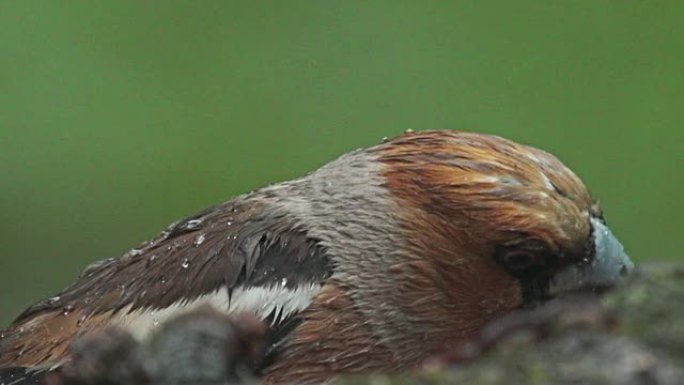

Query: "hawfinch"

xmin=0 ymin=130 xmax=633 ymax=385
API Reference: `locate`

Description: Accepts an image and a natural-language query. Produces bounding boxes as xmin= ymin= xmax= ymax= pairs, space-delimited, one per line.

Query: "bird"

xmin=0 ymin=130 xmax=633 ymax=385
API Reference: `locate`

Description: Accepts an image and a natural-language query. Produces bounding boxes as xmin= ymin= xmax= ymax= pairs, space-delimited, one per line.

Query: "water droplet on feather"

xmin=193 ymin=234 xmax=206 ymax=246
xmin=185 ymin=219 xmax=203 ymax=229
xmin=146 ymin=254 xmax=158 ymax=267
xmin=181 ymin=258 xmax=190 ymax=269
xmin=80 ymin=258 xmax=114 ymax=278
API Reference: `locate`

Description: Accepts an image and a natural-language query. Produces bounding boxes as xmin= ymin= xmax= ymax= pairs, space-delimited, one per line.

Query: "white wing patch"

xmin=115 ymin=284 xmax=321 ymax=340
xmin=228 ymin=283 xmax=321 ymax=323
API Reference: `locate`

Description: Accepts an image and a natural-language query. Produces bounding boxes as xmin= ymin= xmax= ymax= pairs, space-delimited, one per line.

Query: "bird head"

xmin=378 ymin=131 xmax=632 ymax=315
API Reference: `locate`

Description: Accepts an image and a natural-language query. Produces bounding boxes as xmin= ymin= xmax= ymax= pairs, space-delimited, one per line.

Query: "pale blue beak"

xmin=549 ymin=217 xmax=634 ymax=295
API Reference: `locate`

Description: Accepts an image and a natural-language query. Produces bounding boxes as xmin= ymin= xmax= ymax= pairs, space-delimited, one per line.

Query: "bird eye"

xmin=499 ymin=250 xmax=538 ymax=273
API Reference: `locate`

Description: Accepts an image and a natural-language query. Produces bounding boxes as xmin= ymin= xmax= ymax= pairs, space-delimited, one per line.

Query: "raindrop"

xmin=77 ymin=316 xmax=87 ymax=327
xmin=404 ymin=128 xmax=414 ymax=134
xmin=62 ymin=304 xmax=75 ymax=315
xmin=80 ymin=258 xmax=114 ymax=278
xmin=226 ymin=220 xmax=233 ymax=226
xmin=281 ymin=278 xmax=288 ymax=287
xmin=181 ymin=258 xmax=190 ymax=269
xmin=146 ymin=255 xmax=158 ymax=267
xmin=193 ymin=234 xmax=206 ymax=247
xmin=127 ymin=248 xmax=143 ymax=257
xmin=185 ymin=219 xmax=203 ymax=230
xmin=153 ymin=320 xmax=160 ymax=327
xmin=160 ymin=276 xmax=167 ymax=284
xmin=47 ymin=296 xmax=61 ymax=305
xmin=380 ymin=136 xmax=389 ymax=143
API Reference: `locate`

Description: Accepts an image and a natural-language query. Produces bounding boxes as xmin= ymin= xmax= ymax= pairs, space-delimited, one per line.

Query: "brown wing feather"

xmin=0 ymin=197 xmax=332 ymax=368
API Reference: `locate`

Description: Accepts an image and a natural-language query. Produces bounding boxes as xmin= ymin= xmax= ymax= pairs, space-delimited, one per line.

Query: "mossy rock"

xmin=604 ymin=262 xmax=684 ymax=366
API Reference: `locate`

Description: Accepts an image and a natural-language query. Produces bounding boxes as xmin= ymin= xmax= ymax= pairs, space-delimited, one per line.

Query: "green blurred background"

xmin=1 ymin=1 xmax=682 ymax=327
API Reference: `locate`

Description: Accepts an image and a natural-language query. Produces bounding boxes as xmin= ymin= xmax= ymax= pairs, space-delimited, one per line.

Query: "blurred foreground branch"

xmin=47 ymin=308 xmax=265 ymax=385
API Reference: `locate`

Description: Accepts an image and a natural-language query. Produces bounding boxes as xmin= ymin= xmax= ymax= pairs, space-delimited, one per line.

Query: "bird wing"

xmin=0 ymin=197 xmax=332 ymax=369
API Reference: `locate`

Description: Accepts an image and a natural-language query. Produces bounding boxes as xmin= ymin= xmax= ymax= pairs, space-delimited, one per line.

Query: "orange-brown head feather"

xmin=379 ymin=131 xmax=593 ymax=254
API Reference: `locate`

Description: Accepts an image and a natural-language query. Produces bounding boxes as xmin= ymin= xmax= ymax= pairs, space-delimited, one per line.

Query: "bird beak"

xmin=549 ymin=217 xmax=634 ymax=296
